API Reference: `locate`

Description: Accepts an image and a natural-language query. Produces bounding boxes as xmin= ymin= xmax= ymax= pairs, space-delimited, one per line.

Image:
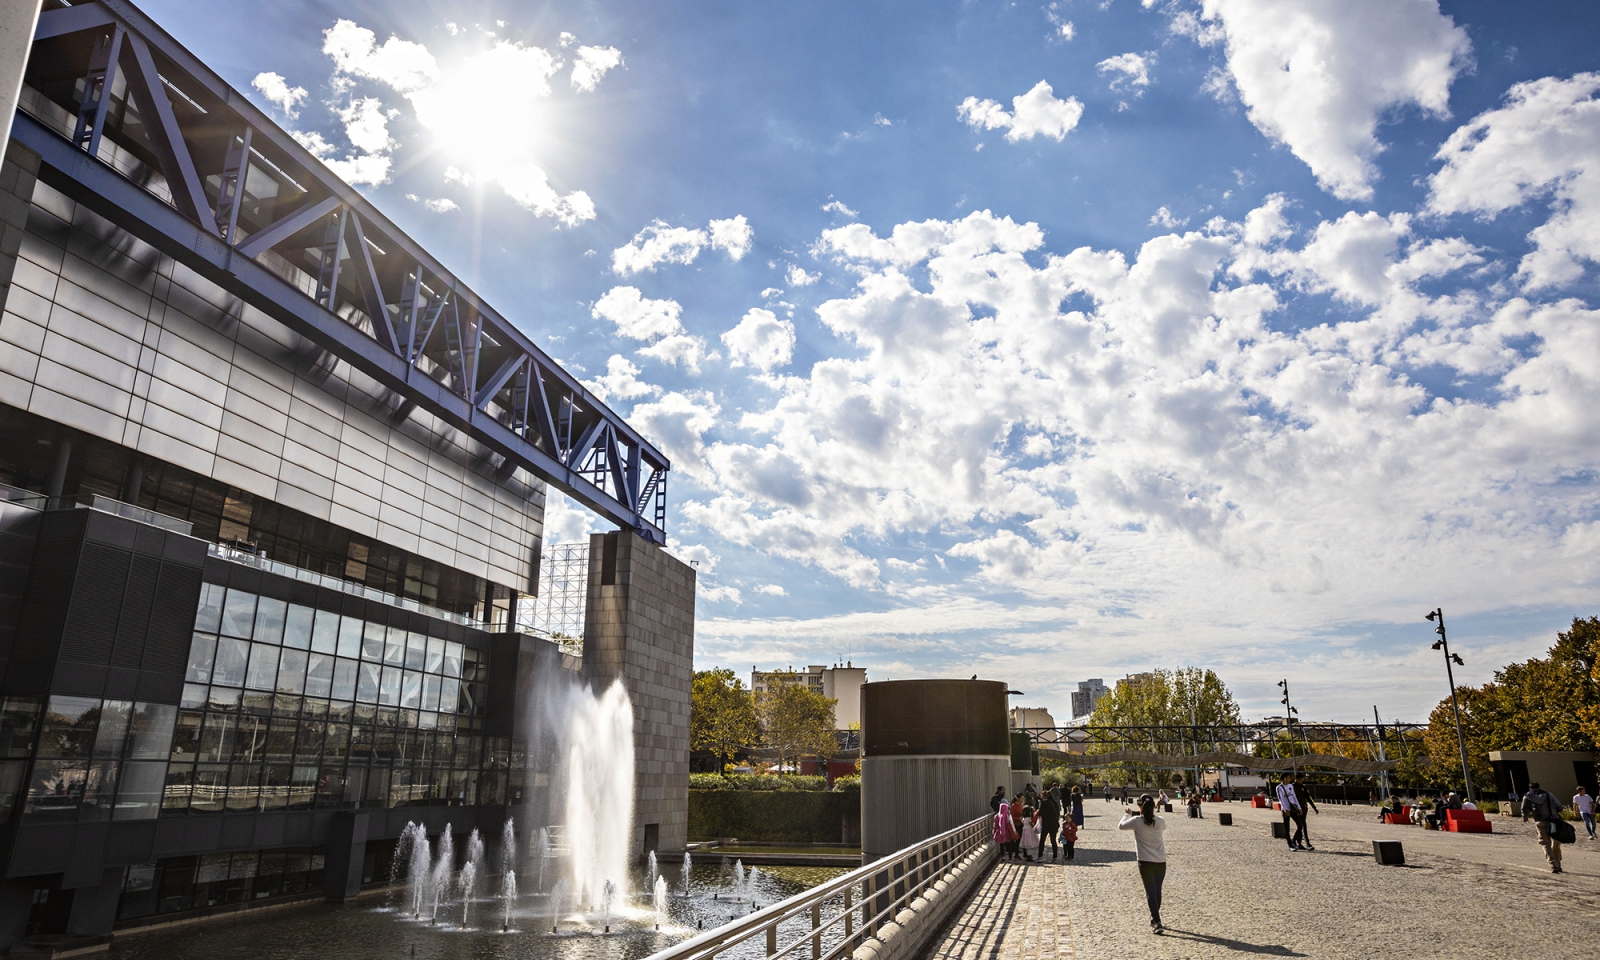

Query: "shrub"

xmin=832 ymin=775 xmax=860 ymax=793
xmin=688 ymin=773 xmax=829 ymax=792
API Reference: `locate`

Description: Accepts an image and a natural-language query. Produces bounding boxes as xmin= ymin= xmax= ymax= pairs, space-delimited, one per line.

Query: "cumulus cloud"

xmin=591 ymin=286 xmax=685 ymax=341
xmin=571 ymin=45 xmax=623 ymax=92
xmin=823 ymin=199 xmax=860 ymax=218
xmin=638 ymin=334 xmax=713 ymax=373
xmin=1186 ymin=0 xmax=1472 ymax=200
xmin=1150 ymin=206 xmax=1187 ymax=228
xmin=314 ymin=19 xmax=597 ymax=224
xmin=1097 ymin=52 xmax=1152 ymax=91
xmin=612 ymin=217 xmax=754 ymax=274
xmin=722 ymin=308 xmax=797 ymax=371
xmin=585 ymin=354 xmax=661 ymax=402
xmin=786 ymin=265 xmax=820 ymax=287
xmin=423 ymin=197 xmax=459 ymax=213
xmin=958 ymin=80 xmax=1084 ymax=142
xmin=252 ymin=72 xmax=307 ymax=118
xmin=681 ymin=201 xmax=1600 ymax=669
xmin=1428 ymin=72 xmax=1600 ymax=288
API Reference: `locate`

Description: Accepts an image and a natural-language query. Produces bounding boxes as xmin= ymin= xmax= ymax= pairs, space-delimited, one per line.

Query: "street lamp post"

xmin=1277 ymin=679 xmax=1299 ymax=776
xmin=1425 ymin=608 xmax=1476 ymax=803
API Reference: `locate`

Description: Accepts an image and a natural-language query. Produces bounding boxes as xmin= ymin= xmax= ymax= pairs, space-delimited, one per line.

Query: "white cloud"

xmin=638 ymin=334 xmax=713 ymax=373
xmin=591 ymin=286 xmax=685 ymax=341
xmin=558 ymin=32 xmax=576 ymax=48
xmin=252 ymin=72 xmax=307 ymax=118
xmin=630 ymin=391 xmax=721 ymax=479
xmin=786 ymin=265 xmax=820 ymax=287
xmin=612 ymin=222 xmax=707 ymax=274
xmin=571 ymin=45 xmax=623 ymax=92
xmin=337 ymin=97 xmax=392 ymax=154
xmin=1058 ymin=22 xmax=1076 ymax=41
xmin=958 ymin=80 xmax=1084 ymax=142
xmin=541 ymin=492 xmax=600 ymax=544
xmin=682 ymin=201 xmax=1600 ymax=673
xmin=1187 ymin=0 xmax=1472 ymax=201
xmin=708 ymin=216 xmax=754 ymax=260
xmin=423 ymin=197 xmax=459 ymax=213
xmin=1097 ymin=52 xmax=1152 ymax=91
xmin=585 ymin=354 xmax=661 ymax=402
xmin=612 ymin=217 xmax=754 ymax=274
xmin=722 ymin=308 xmax=796 ymax=371
xmin=1428 ymin=72 xmax=1600 ymax=289
xmin=822 ymin=199 xmax=859 ymax=218
xmin=319 ymin=19 xmax=594 ymax=224
xmin=1150 ymin=206 xmax=1187 ymax=228
xmin=754 ymin=584 xmax=788 ymax=596
xmin=873 ymin=114 xmax=893 ymax=126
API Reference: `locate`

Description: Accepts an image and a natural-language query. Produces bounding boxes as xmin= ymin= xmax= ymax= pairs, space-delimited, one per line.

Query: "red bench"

xmin=1383 ymin=809 xmax=1411 ymax=825
xmin=1251 ymin=796 xmax=1269 ymax=809
xmin=1445 ymin=809 xmax=1492 ymax=833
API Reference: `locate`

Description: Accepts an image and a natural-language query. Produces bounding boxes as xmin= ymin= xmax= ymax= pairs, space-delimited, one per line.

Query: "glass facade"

xmin=22 ymin=697 xmax=176 ymax=823
xmin=116 ymin=849 xmax=328 ymax=920
xmin=161 ymin=584 xmax=508 ymax=813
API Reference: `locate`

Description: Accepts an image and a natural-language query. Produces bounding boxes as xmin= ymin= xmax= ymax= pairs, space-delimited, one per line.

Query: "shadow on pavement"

xmin=1159 ymin=928 xmax=1308 ymax=956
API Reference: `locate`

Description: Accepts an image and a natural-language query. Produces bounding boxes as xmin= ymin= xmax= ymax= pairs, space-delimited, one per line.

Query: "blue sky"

xmin=140 ymin=0 xmax=1600 ymax=722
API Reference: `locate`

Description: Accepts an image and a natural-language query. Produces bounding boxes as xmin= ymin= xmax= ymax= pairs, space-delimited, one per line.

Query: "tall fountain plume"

xmin=501 ymin=869 xmax=517 ymax=933
xmin=653 ymin=875 xmax=668 ymax=930
xmin=466 ymin=829 xmax=485 ymax=876
xmin=536 ymin=827 xmax=550 ymax=893
xmin=681 ymin=852 xmax=692 ymax=897
xmin=429 ymin=830 xmax=455 ymax=922
xmin=402 ymin=822 xmax=431 ymax=917
xmin=564 ymin=681 xmax=635 ymax=912
xmin=500 ymin=819 xmax=517 ymax=886
xmin=647 ymin=850 xmax=658 ymax=887
xmin=459 ymin=860 xmax=477 ymax=928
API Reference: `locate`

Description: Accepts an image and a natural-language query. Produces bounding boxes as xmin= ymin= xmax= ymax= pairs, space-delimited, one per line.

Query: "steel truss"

xmin=1017 ymin=721 xmax=1427 ymax=766
xmin=17 ymin=0 xmax=670 ymax=542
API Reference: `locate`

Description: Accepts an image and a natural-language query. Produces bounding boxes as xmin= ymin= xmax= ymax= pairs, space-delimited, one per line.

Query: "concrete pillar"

xmin=45 ymin=437 xmax=69 ymax=502
xmin=583 ymin=531 xmax=695 ymax=860
xmin=861 ymin=680 xmax=1011 ymax=860
xmin=0 ymin=1 xmax=41 ymax=160
xmin=324 ymin=811 xmax=370 ymax=902
xmin=65 ymin=867 xmax=124 ymax=939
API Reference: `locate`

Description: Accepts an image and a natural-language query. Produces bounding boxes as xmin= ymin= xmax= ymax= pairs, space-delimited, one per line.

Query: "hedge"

xmin=689 ymin=773 xmax=830 ymax=792
xmin=688 ymin=790 xmax=859 ymax=843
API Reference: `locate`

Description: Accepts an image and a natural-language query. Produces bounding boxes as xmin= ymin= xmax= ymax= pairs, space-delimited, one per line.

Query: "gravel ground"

xmin=921 ymin=800 xmax=1600 ymax=960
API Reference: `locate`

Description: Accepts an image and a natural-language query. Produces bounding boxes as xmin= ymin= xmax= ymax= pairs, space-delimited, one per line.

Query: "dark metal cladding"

xmin=17 ymin=0 xmax=671 ymax=542
xmin=861 ymin=679 xmax=1010 ymax=757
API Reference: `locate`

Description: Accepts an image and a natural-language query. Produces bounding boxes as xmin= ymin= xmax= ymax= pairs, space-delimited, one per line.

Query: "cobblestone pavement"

xmin=921 ymin=801 xmax=1600 ymax=959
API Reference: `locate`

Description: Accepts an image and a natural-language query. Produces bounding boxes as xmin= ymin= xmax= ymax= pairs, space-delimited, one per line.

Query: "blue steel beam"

xmin=12 ymin=111 xmax=667 ymax=543
xmin=20 ymin=0 xmax=671 ymax=543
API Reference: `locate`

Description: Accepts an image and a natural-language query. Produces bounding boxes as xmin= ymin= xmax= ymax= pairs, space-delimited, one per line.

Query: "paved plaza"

xmin=922 ymin=800 xmax=1600 ymax=959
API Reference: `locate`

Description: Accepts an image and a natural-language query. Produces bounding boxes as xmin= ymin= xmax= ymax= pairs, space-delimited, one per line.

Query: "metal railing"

xmin=647 ymin=816 xmax=992 ymax=960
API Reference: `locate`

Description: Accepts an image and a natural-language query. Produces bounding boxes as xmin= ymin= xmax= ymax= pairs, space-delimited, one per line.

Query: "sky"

xmin=137 ymin=0 xmax=1600 ymax=723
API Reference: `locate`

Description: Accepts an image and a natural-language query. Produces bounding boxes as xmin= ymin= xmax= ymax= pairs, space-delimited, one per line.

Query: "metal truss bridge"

xmin=1015 ymin=721 xmax=1427 ymax=767
xmin=16 ymin=0 xmax=670 ymax=542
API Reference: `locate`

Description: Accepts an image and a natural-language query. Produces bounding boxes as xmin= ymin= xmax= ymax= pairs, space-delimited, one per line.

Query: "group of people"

xmin=1271 ymin=773 xmax=1321 ymax=850
xmin=991 ymin=784 xmax=1171 ymax=934
xmin=991 ymin=783 xmax=1085 ymax=861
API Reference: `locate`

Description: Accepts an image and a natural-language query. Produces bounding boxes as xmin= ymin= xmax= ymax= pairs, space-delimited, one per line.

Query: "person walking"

xmin=1119 ymin=794 xmax=1169 ymax=934
xmin=1040 ymin=788 xmax=1062 ymax=861
xmin=993 ymin=797 xmax=1020 ymax=860
xmin=1523 ymin=782 xmax=1566 ymax=873
xmin=1120 ymin=784 xmax=1130 ymax=803
xmin=1104 ymin=783 xmax=1113 ymax=803
xmin=1062 ymin=815 xmax=1079 ymax=861
xmin=1574 ymin=786 xmax=1596 ymax=841
xmin=1275 ymin=774 xmax=1303 ymax=850
xmin=1070 ymin=785 xmax=1085 ymax=829
xmin=991 ymin=786 xmax=1006 ymax=814
xmin=1291 ymin=775 xmax=1318 ymax=850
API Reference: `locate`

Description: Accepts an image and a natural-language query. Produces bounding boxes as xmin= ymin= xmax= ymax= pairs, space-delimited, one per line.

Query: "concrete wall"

xmin=0 ymin=151 xmax=545 ymax=591
xmin=862 ymin=756 xmax=1010 ymax=859
xmin=582 ymin=531 xmax=695 ymax=858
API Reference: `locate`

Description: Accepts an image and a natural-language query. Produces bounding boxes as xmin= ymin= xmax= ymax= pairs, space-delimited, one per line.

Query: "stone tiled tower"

xmin=583 ymin=531 xmax=696 ymax=858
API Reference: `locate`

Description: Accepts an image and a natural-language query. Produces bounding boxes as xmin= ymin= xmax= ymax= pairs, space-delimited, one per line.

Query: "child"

xmin=1061 ymin=816 xmax=1079 ymax=860
xmin=1020 ymin=804 xmax=1039 ymax=861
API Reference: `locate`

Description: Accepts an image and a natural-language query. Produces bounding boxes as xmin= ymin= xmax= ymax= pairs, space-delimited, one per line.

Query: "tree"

xmin=758 ymin=677 xmax=838 ymax=775
xmin=1421 ymin=615 xmax=1600 ymax=790
xmin=1084 ymin=668 xmax=1241 ymax=785
xmin=690 ymin=669 xmax=759 ymax=775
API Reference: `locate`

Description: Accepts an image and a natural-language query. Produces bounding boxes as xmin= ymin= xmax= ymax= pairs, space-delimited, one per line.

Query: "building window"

xmin=24 ymin=696 xmax=178 ymax=823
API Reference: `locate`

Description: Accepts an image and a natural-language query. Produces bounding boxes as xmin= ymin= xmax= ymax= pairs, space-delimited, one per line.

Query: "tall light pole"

xmin=1426 ymin=608 xmax=1476 ymax=803
xmin=1277 ymin=679 xmax=1299 ymax=776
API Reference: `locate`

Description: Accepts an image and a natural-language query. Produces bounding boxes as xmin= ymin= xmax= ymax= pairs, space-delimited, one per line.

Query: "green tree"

xmin=1085 ymin=668 xmax=1241 ymax=785
xmin=758 ymin=677 xmax=838 ymax=775
xmin=690 ymin=669 xmax=759 ymax=775
xmin=1422 ymin=615 xmax=1600 ymax=790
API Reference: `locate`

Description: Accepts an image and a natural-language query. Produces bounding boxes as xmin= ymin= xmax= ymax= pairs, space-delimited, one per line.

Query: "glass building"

xmin=0 ymin=0 xmax=696 ymax=951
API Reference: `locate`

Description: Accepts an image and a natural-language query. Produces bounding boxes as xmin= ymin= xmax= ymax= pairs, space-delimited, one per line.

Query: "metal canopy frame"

xmin=18 ymin=0 xmax=670 ymax=543
xmin=1017 ymin=721 xmax=1427 ymax=764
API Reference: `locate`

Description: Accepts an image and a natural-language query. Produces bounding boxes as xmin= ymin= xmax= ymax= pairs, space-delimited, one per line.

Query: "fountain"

xmin=653 ymin=875 xmax=668 ymax=931
xmin=647 ymin=849 xmax=658 ymax=888
xmin=501 ymin=869 xmax=517 ymax=933
xmin=429 ymin=831 xmax=455 ymax=923
xmin=681 ymin=851 xmax=693 ymax=898
xmin=732 ymin=859 xmax=746 ymax=902
xmin=563 ymin=682 xmax=635 ymax=916
xmin=401 ymin=823 xmax=431 ymax=918
xmin=459 ymin=860 xmax=476 ymax=928
xmin=501 ymin=819 xmax=517 ymax=883
xmin=549 ymin=877 xmax=568 ymax=935
xmin=602 ymin=879 xmax=615 ymax=933
xmin=536 ymin=827 xmax=550 ymax=893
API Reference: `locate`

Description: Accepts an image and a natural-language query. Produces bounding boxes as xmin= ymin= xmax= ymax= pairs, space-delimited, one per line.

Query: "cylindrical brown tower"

xmin=860 ymin=679 xmax=1011 ymax=859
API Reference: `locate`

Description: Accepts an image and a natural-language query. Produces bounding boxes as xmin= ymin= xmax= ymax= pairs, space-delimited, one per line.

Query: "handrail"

xmin=648 ymin=815 xmax=992 ymax=960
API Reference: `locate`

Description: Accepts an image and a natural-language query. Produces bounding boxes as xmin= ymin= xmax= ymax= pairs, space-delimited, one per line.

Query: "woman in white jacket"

xmin=1118 ymin=794 xmax=1168 ymax=934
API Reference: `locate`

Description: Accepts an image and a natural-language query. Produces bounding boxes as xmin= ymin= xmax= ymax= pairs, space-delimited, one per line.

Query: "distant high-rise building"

xmin=1071 ymin=678 xmax=1110 ymax=718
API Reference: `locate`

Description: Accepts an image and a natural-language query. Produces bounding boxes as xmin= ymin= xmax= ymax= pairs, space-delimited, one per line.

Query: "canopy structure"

xmin=1037 ymin=747 xmax=1399 ymax=774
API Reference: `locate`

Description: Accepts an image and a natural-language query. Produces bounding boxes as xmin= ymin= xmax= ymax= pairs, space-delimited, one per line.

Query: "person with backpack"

xmin=1522 ymin=782 xmax=1568 ymax=874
